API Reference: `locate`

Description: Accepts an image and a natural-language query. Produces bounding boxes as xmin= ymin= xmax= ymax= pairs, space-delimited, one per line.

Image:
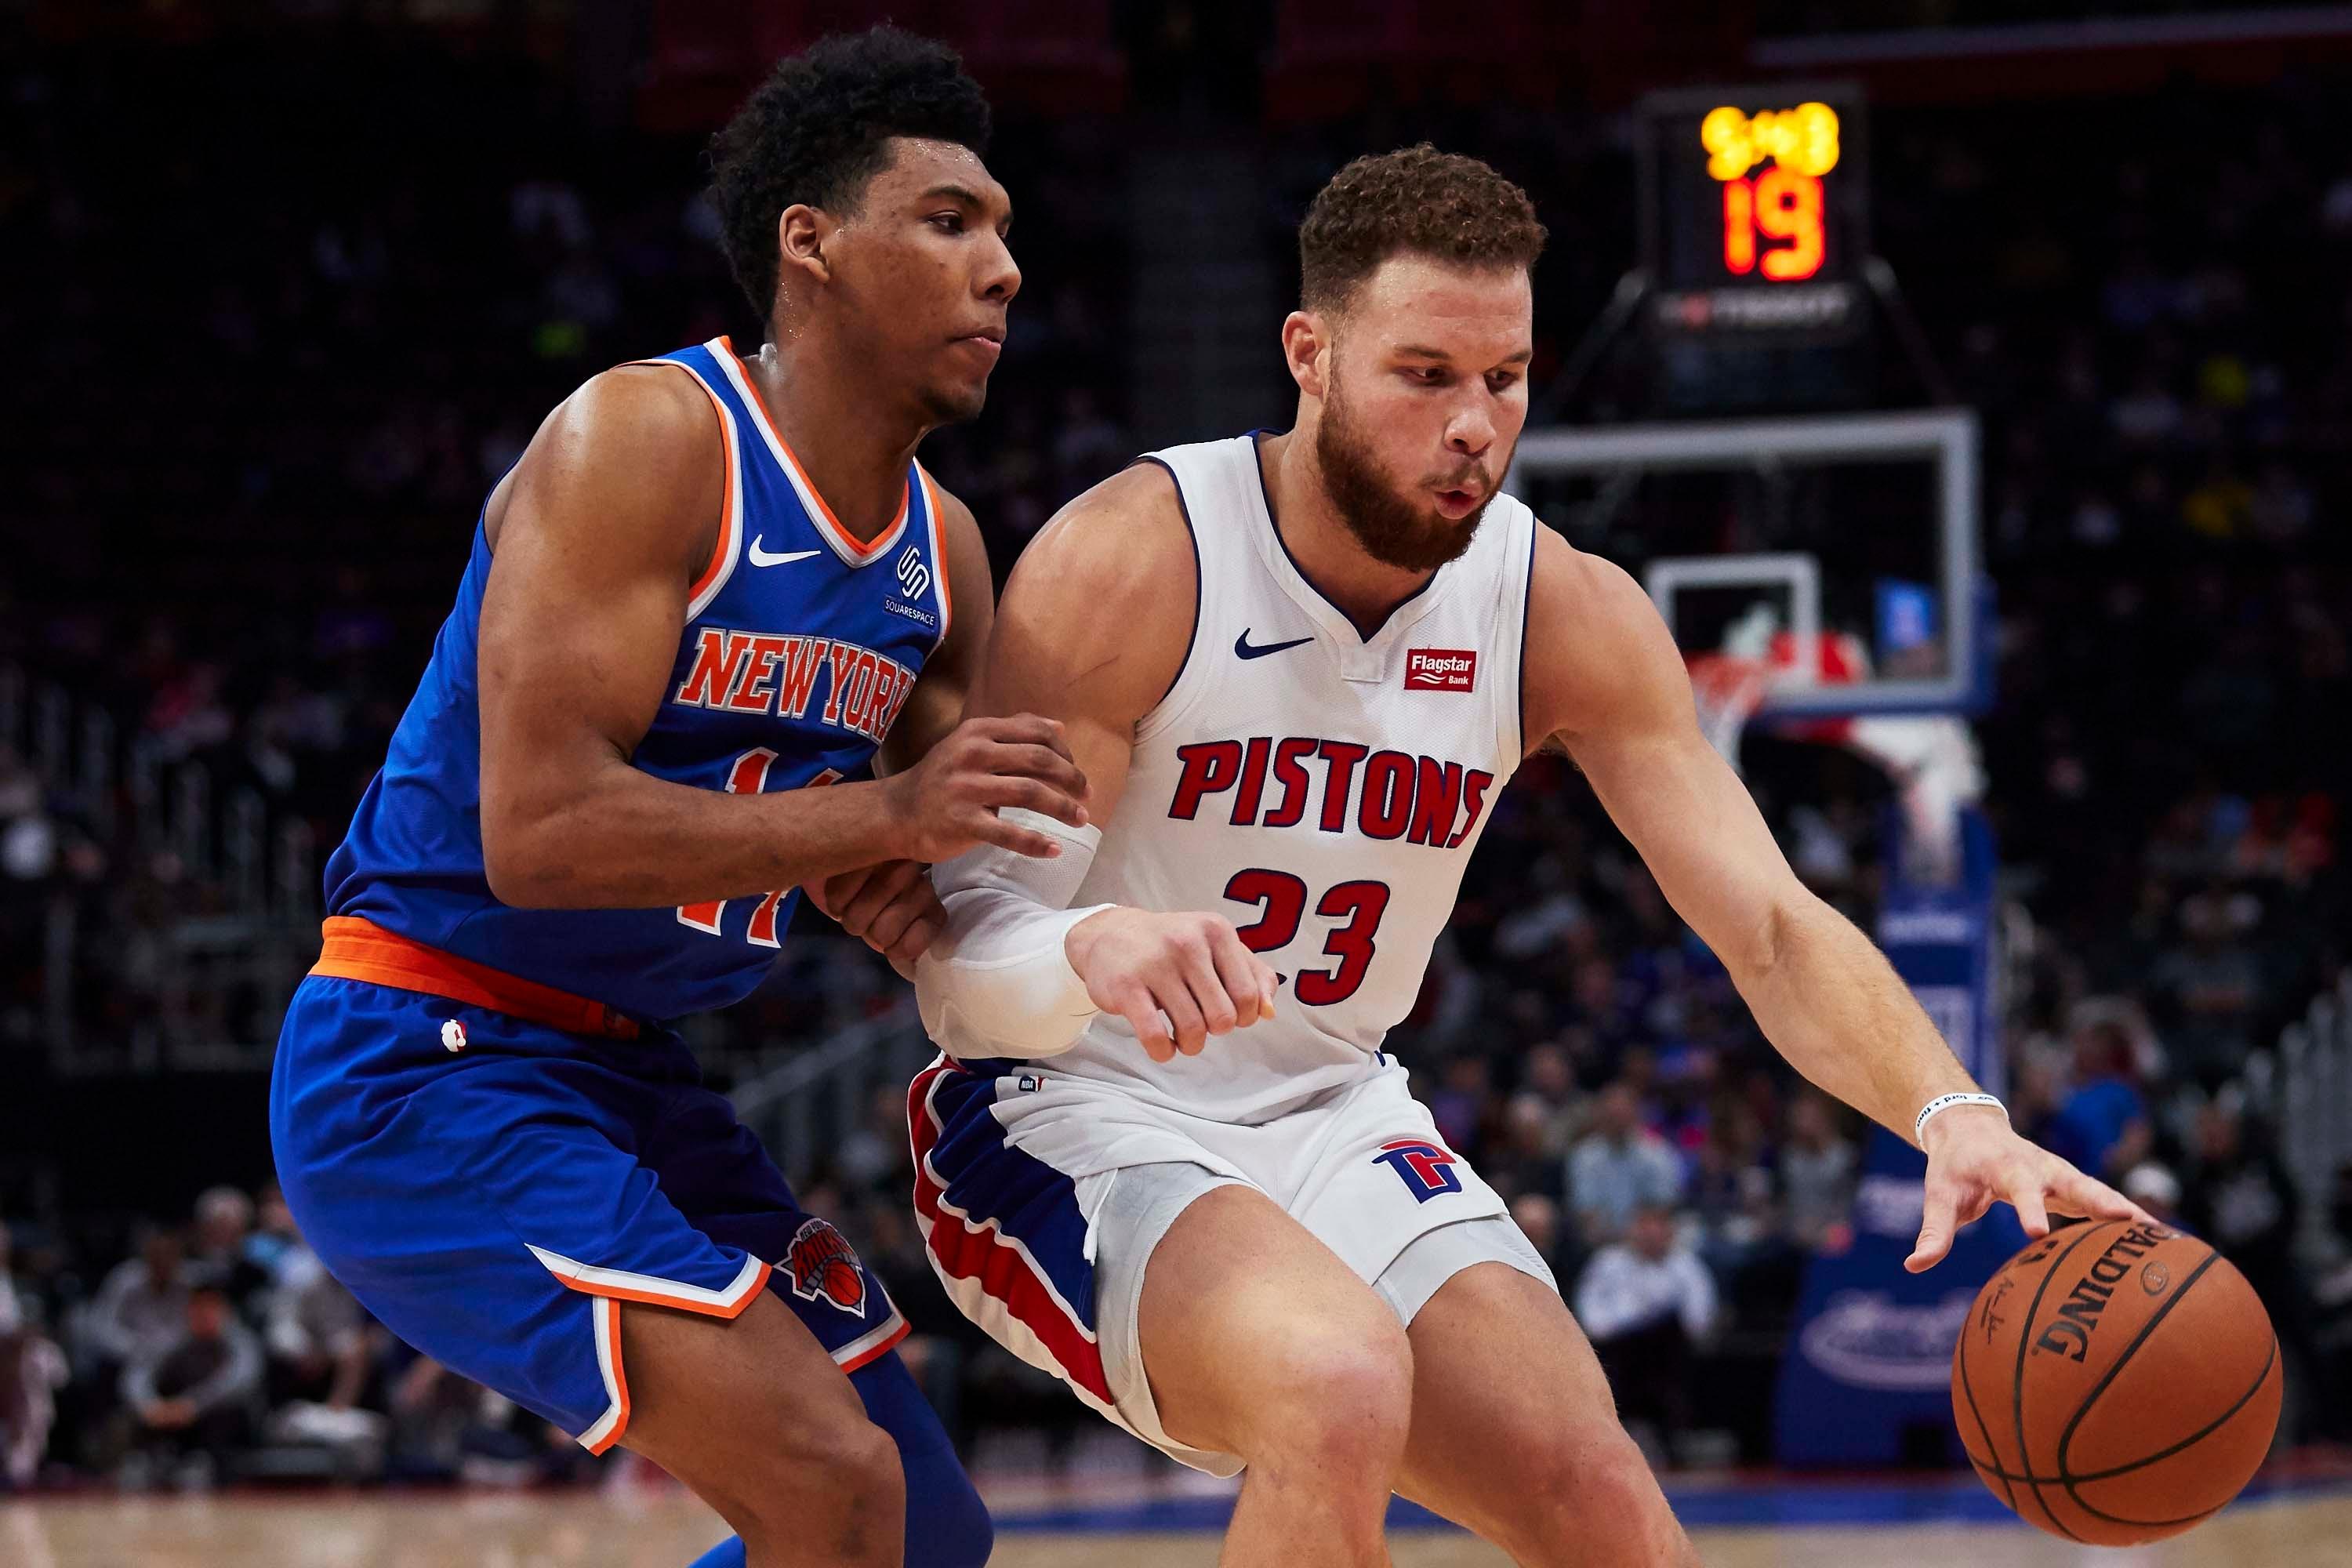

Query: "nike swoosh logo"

xmin=747 ymin=536 xmax=822 ymax=567
xmin=1234 ymin=630 xmax=1314 ymax=660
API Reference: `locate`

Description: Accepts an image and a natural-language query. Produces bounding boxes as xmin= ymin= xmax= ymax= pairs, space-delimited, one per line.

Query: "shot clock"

xmin=1635 ymin=83 xmax=1875 ymax=412
xmin=1705 ymin=100 xmax=1838 ymax=282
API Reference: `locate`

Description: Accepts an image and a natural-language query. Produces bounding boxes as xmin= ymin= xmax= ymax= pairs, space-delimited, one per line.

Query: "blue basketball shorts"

xmin=270 ymin=973 xmax=909 ymax=1454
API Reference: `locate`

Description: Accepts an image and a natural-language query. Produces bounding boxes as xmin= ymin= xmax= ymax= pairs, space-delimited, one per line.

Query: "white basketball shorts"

xmin=905 ymin=1053 xmax=1556 ymax=1474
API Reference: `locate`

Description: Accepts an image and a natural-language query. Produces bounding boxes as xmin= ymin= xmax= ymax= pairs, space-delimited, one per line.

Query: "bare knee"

xmin=731 ymin=1413 xmax=905 ymax=1557
xmin=1509 ymin=1431 xmax=1681 ymax=1565
xmin=1244 ymin=1314 xmax=1415 ymax=1475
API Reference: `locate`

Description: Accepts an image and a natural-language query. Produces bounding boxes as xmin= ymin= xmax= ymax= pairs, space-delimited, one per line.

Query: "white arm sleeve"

xmin=915 ymin=808 xmax=1117 ymax=1061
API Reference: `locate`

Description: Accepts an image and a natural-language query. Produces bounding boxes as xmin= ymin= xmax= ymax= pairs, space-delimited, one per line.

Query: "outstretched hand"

xmin=1906 ymin=1105 xmax=2154 ymax=1273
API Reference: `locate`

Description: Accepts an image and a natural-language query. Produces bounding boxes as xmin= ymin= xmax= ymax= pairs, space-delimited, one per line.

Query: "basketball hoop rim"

xmin=1686 ymin=651 xmax=1773 ymax=764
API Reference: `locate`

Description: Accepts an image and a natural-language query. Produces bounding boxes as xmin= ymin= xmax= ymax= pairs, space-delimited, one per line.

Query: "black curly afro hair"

xmin=710 ymin=27 xmax=992 ymax=325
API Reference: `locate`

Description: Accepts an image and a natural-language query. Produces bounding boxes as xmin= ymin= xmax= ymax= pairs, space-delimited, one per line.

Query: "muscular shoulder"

xmin=1523 ymin=526 xmax=1692 ymax=752
xmin=1007 ymin=461 xmax=1196 ymax=656
xmin=487 ymin=363 xmax=722 ymax=579
xmin=982 ymin=462 xmax=1197 ymax=720
xmin=1022 ymin=460 xmax=1195 ymax=595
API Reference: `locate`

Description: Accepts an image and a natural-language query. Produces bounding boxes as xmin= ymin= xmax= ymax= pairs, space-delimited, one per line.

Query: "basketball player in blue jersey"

xmin=268 ymin=31 xmax=1078 ymax=1568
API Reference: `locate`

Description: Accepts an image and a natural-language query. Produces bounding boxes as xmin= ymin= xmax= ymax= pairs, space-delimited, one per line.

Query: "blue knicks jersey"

xmin=325 ymin=337 xmax=953 ymax=1022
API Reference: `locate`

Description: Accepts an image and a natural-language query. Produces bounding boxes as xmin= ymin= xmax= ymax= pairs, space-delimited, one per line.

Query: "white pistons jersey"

xmin=1060 ymin=434 xmax=1536 ymax=1123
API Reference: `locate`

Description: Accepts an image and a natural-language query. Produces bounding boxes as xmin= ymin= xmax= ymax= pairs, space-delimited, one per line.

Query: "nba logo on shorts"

xmin=783 ymin=1218 xmax=868 ymax=1316
xmin=1373 ymin=1138 xmax=1462 ymax=1202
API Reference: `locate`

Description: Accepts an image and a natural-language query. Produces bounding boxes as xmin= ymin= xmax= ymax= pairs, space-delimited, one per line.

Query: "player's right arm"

xmin=474 ymin=365 xmax=1087 ymax=909
xmin=1523 ymin=532 xmax=2143 ymax=1269
xmin=915 ymin=463 xmax=1278 ymax=1062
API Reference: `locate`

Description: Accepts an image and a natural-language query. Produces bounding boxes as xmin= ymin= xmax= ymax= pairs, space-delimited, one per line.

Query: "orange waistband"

xmin=310 ymin=916 xmax=642 ymax=1040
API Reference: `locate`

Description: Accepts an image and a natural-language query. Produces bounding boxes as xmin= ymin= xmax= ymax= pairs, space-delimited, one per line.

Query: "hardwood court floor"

xmin=8 ymin=1487 xmax=2352 ymax=1567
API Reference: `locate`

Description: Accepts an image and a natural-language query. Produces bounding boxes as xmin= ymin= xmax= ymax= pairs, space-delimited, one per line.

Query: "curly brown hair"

xmin=1298 ymin=144 xmax=1547 ymax=313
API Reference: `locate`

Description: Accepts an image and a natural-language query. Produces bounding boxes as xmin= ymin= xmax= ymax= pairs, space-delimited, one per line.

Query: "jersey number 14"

xmin=677 ymin=749 xmax=840 ymax=946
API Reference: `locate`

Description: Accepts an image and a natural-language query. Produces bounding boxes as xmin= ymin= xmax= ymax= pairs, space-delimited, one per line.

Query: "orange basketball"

xmin=1951 ymin=1219 xmax=2281 ymax=1545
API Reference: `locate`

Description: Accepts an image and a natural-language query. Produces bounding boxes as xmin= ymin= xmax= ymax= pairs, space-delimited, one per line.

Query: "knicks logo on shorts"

xmin=782 ymin=1218 xmax=868 ymax=1317
xmin=1373 ymin=1138 xmax=1462 ymax=1203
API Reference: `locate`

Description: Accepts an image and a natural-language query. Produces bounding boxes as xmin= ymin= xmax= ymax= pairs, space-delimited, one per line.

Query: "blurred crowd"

xmin=0 ymin=1185 xmax=607 ymax=1491
xmin=0 ymin=28 xmax=1132 ymax=1058
xmin=4 ymin=20 xmax=2349 ymax=1485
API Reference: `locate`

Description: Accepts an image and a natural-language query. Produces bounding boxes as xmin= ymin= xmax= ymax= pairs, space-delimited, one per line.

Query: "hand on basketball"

xmin=803 ymin=859 xmax=945 ymax=980
xmin=1907 ymin=1105 xmax=2153 ymax=1273
xmin=880 ymin=714 xmax=1091 ymax=863
xmin=1065 ymin=907 xmax=1280 ymax=1063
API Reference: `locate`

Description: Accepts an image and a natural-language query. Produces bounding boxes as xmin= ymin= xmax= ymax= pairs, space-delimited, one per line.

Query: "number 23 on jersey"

xmin=1223 ymin=868 xmax=1391 ymax=1005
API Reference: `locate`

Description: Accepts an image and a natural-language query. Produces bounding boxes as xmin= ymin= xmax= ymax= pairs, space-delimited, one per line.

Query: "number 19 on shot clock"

xmin=1634 ymin=82 xmax=1875 ymax=408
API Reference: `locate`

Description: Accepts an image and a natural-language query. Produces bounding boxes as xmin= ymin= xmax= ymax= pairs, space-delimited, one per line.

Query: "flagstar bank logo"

xmin=1404 ymin=648 xmax=1477 ymax=692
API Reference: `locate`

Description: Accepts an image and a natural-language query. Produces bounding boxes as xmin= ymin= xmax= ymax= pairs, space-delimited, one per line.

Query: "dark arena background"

xmin=3 ymin=2 xmax=2350 ymax=1563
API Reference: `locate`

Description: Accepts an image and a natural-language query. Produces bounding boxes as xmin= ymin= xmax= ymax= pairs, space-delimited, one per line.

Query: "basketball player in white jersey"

xmin=880 ymin=147 xmax=2147 ymax=1565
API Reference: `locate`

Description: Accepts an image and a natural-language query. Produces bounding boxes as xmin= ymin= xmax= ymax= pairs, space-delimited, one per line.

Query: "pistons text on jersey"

xmin=1167 ymin=737 xmax=1494 ymax=848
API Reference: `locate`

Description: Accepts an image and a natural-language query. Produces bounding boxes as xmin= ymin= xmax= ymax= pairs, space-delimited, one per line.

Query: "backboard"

xmin=1504 ymin=408 xmax=1986 ymax=720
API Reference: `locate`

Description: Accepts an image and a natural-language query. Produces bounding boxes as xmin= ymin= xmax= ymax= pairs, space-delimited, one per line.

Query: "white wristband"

xmin=1915 ymin=1092 xmax=2006 ymax=1145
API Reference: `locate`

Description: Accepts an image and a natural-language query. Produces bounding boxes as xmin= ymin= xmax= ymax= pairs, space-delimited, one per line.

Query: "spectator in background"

xmin=1779 ymin=1094 xmax=1858 ymax=1254
xmin=1 ymin=1221 xmax=68 ymax=1486
xmin=1689 ymin=1102 xmax=1777 ymax=1286
xmin=189 ymin=1186 xmax=267 ymax=1310
xmin=2183 ymin=1102 xmax=2303 ymax=1316
xmin=263 ymin=1243 xmax=375 ymax=1414
xmin=1574 ymin=1204 xmax=1717 ymax=1464
xmin=1568 ymin=1082 xmax=1682 ymax=1250
xmin=260 ymin=1240 xmax=387 ymax=1469
xmin=2044 ymin=1020 xmax=2152 ymax=1182
xmin=85 ymin=1228 xmax=191 ymax=1373
xmin=242 ymin=1185 xmax=303 ymax=1285
xmin=1428 ymin=1054 xmax=1494 ymax=1161
xmin=119 ymin=1283 xmax=261 ymax=1488
xmin=2122 ymin=1161 xmax=2184 ymax=1226
xmin=2151 ymin=893 xmax=2267 ymax=1090
xmin=1508 ymin=1192 xmax=1577 ymax=1289
xmin=1487 ymin=1094 xmax=1567 ymax=1204
xmin=378 ymin=1345 xmax=564 ymax=1486
xmin=1508 ymin=1040 xmax=1585 ymax=1161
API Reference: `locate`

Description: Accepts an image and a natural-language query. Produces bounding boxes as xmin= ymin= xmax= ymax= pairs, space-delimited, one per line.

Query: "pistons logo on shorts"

xmin=1374 ymin=1138 xmax=1463 ymax=1203
xmin=782 ymin=1218 xmax=868 ymax=1317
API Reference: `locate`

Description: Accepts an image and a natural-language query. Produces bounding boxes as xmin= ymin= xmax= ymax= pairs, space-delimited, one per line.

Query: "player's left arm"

xmin=803 ymin=483 xmax=996 ymax=975
xmin=1524 ymin=532 xmax=2147 ymax=1271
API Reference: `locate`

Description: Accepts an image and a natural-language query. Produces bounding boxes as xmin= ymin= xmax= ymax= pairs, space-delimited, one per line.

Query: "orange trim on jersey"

xmin=837 ymin=1313 xmax=911 ymax=1374
xmin=714 ymin=336 xmax=909 ymax=565
xmin=917 ymin=464 xmax=953 ymax=643
xmin=309 ymin=916 xmax=641 ymax=1040
xmin=622 ymin=354 xmax=741 ymax=616
xmin=583 ymin=1296 xmax=631 ymax=1455
xmin=538 ymin=1255 xmax=774 ymax=1319
xmin=686 ymin=383 xmax=739 ymax=608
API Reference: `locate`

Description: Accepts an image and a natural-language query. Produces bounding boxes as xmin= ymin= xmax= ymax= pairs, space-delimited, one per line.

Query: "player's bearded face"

xmin=1315 ymin=365 xmax=1494 ymax=573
